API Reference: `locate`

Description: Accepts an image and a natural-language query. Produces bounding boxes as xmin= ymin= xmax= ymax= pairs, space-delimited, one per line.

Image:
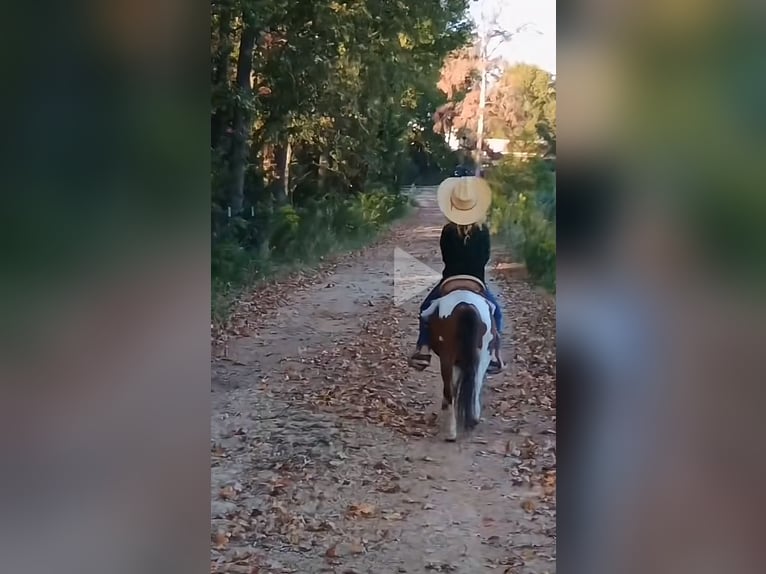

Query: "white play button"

xmin=393 ymin=248 xmax=441 ymax=306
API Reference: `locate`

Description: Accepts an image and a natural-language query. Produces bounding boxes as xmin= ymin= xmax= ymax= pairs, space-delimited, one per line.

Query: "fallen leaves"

xmin=347 ymin=503 xmax=377 ymax=518
xmin=425 ymin=562 xmax=457 ymax=572
xmin=494 ymin=271 xmax=556 ymax=415
xmin=219 ymin=485 xmax=238 ymax=500
xmin=377 ymin=482 xmax=402 ymax=494
xmin=212 ymin=529 xmax=229 ymax=550
xmin=325 ymin=538 xmax=367 ymax=565
xmin=542 ymin=469 xmax=556 ymax=497
xmin=257 ymin=304 xmax=441 ymax=438
xmin=211 ymin=224 xmax=411 ymax=355
xmin=521 ymin=500 xmax=537 ymax=514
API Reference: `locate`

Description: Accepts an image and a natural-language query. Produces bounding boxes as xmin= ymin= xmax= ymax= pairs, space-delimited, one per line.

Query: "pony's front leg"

xmin=440 ymin=360 xmax=457 ymax=441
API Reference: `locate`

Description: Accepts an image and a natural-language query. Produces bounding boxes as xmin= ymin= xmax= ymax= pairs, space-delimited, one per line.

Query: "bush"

xmin=211 ymin=188 xmax=410 ymax=323
xmin=488 ymin=157 xmax=556 ymax=291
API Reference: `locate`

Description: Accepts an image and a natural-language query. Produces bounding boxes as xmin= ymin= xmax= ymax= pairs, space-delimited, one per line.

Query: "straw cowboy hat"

xmin=436 ymin=176 xmax=492 ymax=225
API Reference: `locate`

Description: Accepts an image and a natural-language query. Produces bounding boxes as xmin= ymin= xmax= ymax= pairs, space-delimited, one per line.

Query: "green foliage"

xmin=357 ymin=188 xmax=410 ymax=226
xmin=212 ymin=0 xmax=472 ymax=193
xmin=486 ymin=64 xmax=556 ymax=155
xmin=489 ymin=157 xmax=556 ymax=291
xmin=211 ymin=188 xmax=410 ymax=322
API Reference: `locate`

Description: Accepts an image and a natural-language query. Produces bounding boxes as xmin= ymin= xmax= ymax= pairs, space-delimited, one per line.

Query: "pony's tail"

xmin=456 ymin=305 xmax=480 ymax=429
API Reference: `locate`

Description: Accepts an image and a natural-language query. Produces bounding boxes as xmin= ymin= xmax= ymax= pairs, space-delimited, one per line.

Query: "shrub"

xmin=488 ymin=157 xmax=556 ymax=291
xmin=211 ymin=187 xmax=411 ymax=323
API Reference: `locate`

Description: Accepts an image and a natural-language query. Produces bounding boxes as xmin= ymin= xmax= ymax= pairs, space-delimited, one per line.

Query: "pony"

xmin=421 ymin=275 xmax=496 ymax=441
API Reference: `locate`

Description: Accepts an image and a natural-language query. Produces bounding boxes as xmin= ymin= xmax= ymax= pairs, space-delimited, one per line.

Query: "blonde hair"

xmin=456 ymin=222 xmax=483 ymax=243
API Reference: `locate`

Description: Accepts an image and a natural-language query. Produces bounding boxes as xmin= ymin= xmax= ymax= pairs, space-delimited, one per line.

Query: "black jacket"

xmin=439 ymin=223 xmax=490 ymax=283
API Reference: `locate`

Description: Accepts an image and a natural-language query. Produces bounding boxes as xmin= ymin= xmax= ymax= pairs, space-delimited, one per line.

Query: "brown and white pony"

xmin=422 ymin=275 xmax=495 ymax=441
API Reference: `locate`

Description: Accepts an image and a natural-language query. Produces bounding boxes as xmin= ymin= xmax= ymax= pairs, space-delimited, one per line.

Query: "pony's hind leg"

xmin=440 ymin=360 xmax=458 ymax=441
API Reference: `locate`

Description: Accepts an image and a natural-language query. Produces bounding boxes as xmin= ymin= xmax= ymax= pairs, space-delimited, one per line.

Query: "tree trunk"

xmin=268 ymin=141 xmax=288 ymax=205
xmin=475 ymin=53 xmax=488 ymax=175
xmin=318 ymin=150 xmax=329 ymax=193
xmin=262 ymin=142 xmax=276 ymax=180
xmin=283 ymin=140 xmax=292 ymax=203
xmin=226 ymin=17 xmax=256 ymax=215
xmin=211 ymin=1 xmax=234 ymax=151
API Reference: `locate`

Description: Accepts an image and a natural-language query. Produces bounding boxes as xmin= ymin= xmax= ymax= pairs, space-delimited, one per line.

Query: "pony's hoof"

xmin=442 ymin=407 xmax=457 ymax=441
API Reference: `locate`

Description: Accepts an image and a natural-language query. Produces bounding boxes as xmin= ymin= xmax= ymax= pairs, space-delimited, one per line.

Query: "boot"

xmin=487 ymin=338 xmax=506 ymax=375
xmin=408 ymin=345 xmax=431 ymax=371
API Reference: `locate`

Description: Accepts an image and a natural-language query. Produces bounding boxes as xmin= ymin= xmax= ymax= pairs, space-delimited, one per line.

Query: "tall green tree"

xmin=486 ymin=63 xmax=555 ymax=154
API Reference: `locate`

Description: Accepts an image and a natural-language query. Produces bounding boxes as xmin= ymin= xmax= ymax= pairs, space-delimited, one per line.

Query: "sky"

xmin=468 ymin=0 xmax=556 ymax=75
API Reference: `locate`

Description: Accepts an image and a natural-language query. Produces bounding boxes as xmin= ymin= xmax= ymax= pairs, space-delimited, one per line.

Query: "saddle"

xmin=439 ymin=275 xmax=486 ymax=296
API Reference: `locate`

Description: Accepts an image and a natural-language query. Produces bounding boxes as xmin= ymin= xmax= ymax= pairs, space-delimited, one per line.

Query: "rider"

xmin=453 ymin=165 xmax=472 ymax=177
xmin=408 ymin=174 xmax=505 ymax=374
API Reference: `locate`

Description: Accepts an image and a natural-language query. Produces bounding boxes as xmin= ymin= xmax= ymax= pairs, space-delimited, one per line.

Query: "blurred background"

xmin=558 ymin=0 xmax=766 ymax=572
xmin=0 ymin=1 xmax=210 ymax=573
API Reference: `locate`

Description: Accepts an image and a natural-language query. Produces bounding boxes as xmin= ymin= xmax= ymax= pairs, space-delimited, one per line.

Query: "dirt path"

xmin=211 ymin=187 xmax=556 ymax=574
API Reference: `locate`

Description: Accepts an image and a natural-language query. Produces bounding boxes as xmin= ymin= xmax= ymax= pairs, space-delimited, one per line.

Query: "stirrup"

xmin=409 ymin=352 xmax=431 ymax=371
xmin=487 ymin=358 xmax=505 ymax=375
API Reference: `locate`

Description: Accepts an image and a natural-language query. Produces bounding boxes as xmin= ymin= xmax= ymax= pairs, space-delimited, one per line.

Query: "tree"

xmin=487 ymin=63 xmax=556 ymax=154
xmin=210 ymin=0 xmax=473 ymax=239
xmin=433 ymin=4 xmax=540 ymax=167
xmin=471 ymin=0 xmax=539 ymax=172
xmin=225 ymin=10 xmax=257 ymax=215
xmin=434 ymin=44 xmax=480 ymax=145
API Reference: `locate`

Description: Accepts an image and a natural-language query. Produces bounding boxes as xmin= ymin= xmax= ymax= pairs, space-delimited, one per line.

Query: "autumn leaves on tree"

xmin=434 ymin=44 xmax=556 ymax=158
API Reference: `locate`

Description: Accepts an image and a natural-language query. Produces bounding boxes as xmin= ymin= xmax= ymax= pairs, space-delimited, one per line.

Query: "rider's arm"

xmin=440 ymin=224 xmax=452 ymax=264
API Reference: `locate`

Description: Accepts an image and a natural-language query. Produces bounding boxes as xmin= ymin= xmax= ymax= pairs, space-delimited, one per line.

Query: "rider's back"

xmin=440 ymin=222 xmax=490 ymax=283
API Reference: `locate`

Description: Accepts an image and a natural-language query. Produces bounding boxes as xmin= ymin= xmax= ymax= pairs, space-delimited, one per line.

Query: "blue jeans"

xmin=417 ymin=282 xmax=503 ymax=347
